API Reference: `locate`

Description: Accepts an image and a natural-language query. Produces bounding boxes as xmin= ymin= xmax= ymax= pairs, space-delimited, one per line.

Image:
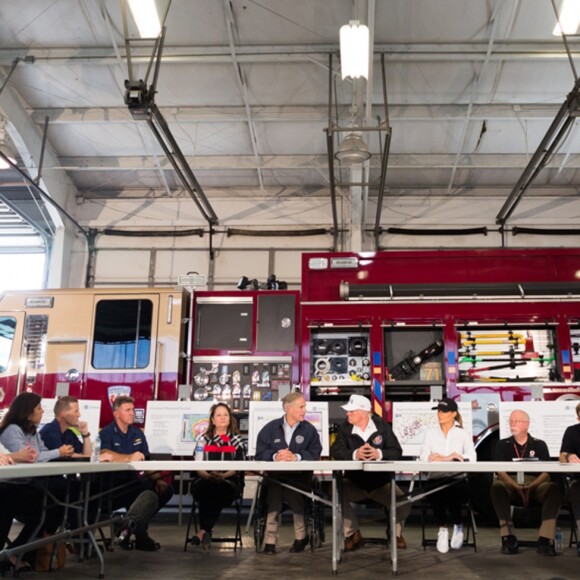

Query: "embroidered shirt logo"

xmin=372 ymin=435 xmax=383 ymax=446
xmin=295 ymin=435 xmax=304 ymax=444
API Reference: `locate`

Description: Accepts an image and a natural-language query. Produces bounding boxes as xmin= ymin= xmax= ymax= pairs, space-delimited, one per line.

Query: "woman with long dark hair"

xmin=0 ymin=392 xmax=74 ymax=461
xmin=0 ymin=392 xmax=74 ymax=571
xmin=419 ymin=398 xmax=476 ymax=554
xmin=190 ymin=402 xmax=245 ymax=551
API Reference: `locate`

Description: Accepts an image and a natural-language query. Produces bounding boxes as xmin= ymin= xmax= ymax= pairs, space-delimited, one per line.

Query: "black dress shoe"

xmin=501 ymin=534 xmax=518 ymax=555
xmin=134 ymin=533 xmax=161 ymax=552
xmin=537 ymin=537 xmax=557 ymax=557
xmin=264 ymin=543 xmax=276 ymax=555
xmin=289 ymin=536 xmax=309 ymax=553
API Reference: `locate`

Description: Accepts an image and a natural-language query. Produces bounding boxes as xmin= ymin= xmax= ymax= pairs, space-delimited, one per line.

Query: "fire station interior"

xmin=1 ymin=1 xmax=580 ymax=578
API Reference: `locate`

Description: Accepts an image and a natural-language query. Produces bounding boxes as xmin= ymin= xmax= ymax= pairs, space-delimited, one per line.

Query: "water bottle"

xmin=194 ymin=437 xmax=205 ymax=461
xmin=554 ymin=527 xmax=564 ymax=554
xmin=91 ymin=434 xmax=101 ymax=463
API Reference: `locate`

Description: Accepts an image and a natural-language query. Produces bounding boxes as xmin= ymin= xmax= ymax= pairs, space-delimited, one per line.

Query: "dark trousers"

xmin=428 ymin=479 xmax=470 ymax=527
xmin=192 ymin=478 xmax=240 ymax=532
xmin=0 ymin=479 xmax=65 ymax=552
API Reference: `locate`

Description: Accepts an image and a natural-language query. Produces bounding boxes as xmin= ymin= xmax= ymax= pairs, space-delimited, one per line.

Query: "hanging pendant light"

xmin=335 ymin=132 xmax=371 ymax=165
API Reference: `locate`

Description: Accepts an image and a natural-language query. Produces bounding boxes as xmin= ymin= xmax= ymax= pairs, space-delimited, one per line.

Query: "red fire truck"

xmin=1 ymin=249 xmax=580 ymax=440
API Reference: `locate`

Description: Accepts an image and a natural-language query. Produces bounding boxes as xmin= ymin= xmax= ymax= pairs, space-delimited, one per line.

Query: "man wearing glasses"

xmin=491 ymin=409 xmax=562 ymax=556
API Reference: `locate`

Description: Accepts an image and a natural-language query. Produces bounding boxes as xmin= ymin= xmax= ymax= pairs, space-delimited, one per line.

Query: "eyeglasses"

xmin=509 ymin=420 xmax=529 ymax=424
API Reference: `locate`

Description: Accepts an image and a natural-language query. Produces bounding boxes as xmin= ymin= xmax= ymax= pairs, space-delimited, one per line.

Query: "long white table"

xmin=0 ymin=460 xmax=362 ymax=576
xmin=363 ymin=460 xmax=580 ymax=575
xmin=4 ymin=459 xmax=577 ymax=576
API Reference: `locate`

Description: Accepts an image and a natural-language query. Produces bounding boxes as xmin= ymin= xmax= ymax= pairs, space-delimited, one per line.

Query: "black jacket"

xmin=331 ymin=414 xmax=403 ymax=491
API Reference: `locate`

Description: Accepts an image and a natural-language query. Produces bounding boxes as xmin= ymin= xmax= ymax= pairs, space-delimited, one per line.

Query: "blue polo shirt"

xmin=40 ymin=419 xmax=84 ymax=454
xmin=99 ymin=421 xmax=150 ymax=458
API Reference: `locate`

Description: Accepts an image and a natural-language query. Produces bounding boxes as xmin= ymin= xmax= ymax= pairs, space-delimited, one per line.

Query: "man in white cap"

xmin=330 ymin=394 xmax=410 ymax=551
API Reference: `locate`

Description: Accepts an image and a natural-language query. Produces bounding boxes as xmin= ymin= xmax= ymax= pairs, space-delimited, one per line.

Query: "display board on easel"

xmin=247 ymin=401 xmax=329 ymax=457
xmin=144 ymin=400 xmax=215 ymax=455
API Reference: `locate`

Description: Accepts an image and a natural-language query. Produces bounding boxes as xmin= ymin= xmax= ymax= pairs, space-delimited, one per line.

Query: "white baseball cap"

xmin=341 ymin=394 xmax=371 ymax=412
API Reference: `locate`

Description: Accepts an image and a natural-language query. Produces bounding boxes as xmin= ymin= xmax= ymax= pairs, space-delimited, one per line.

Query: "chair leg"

xmin=183 ymin=500 xmax=197 ymax=552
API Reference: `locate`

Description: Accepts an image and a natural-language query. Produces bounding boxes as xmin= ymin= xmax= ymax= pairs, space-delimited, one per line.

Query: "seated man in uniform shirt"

xmin=255 ymin=392 xmax=322 ymax=555
xmin=40 ymin=396 xmax=94 ymax=458
xmin=99 ymin=396 xmax=173 ymax=551
xmin=559 ymin=401 xmax=580 ymax=557
xmin=491 ymin=409 xmax=563 ymax=556
xmin=330 ymin=394 xmax=410 ymax=551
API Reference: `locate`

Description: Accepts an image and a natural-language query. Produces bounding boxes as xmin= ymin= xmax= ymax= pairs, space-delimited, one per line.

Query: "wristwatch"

xmin=82 ymin=433 xmax=91 ymax=438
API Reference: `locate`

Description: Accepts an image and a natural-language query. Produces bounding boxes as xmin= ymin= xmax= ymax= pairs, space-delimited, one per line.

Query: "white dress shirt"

xmin=419 ymin=423 xmax=477 ymax=462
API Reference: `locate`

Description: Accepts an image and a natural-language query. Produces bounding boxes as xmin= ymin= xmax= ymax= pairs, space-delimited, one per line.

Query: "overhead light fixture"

xmin=340 ymin=20 xmax=370 ymax=79
xmin=335 ymin=132 xmax=371 ymax=165
xmin=127 ymin=0 xmax=161 ymax=38
xmin=553 ymin=0 xmax=580 ymax=35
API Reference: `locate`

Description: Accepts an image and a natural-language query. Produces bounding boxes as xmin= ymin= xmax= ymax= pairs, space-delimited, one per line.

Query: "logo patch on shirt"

xmin=295 ymin=435 xmax=304 ymax=444
xmin=134 ymin=438 xmax=142 ymax=446
xmin=372 ymin=435 xmax=383 ymax=446
xmin=274 ymin=438 xmax=281 ymax=443
xmin=529 ymin=450 xmax=535 ymax=457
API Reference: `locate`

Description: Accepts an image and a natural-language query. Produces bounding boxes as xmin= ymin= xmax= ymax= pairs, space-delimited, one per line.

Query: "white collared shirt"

xmin=419 ymin=423 xmax=477 ymax=462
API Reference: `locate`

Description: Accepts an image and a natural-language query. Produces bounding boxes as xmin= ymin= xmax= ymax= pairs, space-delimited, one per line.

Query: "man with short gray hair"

xmin=255 ymin=392 xmax=322 ymax=555
xmin=492 ymin=409 xmax=562 ymax=556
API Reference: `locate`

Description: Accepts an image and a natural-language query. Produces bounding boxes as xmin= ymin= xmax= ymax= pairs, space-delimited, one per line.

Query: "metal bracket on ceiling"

xmin=495 ymin=76 xmax=580 ymax=226
xmin=121 ymin=2 xmax=219 ymax=228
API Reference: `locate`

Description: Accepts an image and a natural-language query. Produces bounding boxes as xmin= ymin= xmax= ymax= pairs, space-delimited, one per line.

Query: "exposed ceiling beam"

xmin=3 ymin=42 xmax=580 ymax=65
xmin=56 ymin=153 xmax=580 ymax=171
xmin=29 ymin=104 xmax=568 ymax=125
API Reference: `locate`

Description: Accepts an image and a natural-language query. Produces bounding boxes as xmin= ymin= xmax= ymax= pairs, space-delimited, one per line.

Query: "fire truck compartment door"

xmin=0 ymin=311 xmax=26 ymax=403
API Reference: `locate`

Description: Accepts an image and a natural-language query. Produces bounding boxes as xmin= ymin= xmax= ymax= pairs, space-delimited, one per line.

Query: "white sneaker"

xmin=436 ymin=528 xmax=449 ymax=553
xmin=450 ymin=524 xmax=464 ymax=550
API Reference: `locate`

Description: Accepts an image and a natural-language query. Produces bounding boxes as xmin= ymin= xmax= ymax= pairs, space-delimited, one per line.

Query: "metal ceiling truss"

xmin=325 ymin=53 xmax=391 ymax=251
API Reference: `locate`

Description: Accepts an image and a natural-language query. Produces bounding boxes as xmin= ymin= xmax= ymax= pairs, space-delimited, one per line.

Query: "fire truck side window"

xmin=0 ymin=316 xmax=16 ymax=373
xmin=92 ymin=299 xmax=153 ymax=369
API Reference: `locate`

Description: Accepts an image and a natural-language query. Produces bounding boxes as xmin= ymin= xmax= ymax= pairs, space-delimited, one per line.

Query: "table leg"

xmin=391 ymin=473 xmax=397 ymax=575
xmin=82 ymin=477 xmax=106 ymax=579
xmin=332 ymin=472 xmax=339 ymax=574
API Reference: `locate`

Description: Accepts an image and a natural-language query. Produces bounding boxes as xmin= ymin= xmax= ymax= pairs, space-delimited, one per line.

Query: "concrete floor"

xmin=10 ymin=509 xmax=578 ymax=580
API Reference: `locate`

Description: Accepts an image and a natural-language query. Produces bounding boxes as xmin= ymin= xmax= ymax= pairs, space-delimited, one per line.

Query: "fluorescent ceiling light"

xmin=340 ymin=21 xmax=370 ymax=80
xmin=128 ymin=0 xmax=161 ymax=38
xmin=553 ymin=0 xmax=580 ymax=36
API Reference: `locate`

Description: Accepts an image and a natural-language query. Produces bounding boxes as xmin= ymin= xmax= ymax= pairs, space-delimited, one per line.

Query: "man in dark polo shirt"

xmin=99 ymin=396 xmax=173 ymax=551
xmin=559 ymin=401 xmax=580 ymax=556
xmin=491 ymin=409 xmax=563 ymax=556
xmin=40 ymin=396 xmax=92 ymax=457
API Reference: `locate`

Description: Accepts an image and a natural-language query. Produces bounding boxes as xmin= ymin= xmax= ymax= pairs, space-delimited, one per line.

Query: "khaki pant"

xmin=490 ymin=479 xmax=563 ymax=539
xmin=264 ymin=476 xmax=309 ymax=545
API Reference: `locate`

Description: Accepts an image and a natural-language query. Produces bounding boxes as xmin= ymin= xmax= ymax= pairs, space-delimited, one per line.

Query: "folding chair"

xmin=183 ymin=482 xmax=243 ymax=552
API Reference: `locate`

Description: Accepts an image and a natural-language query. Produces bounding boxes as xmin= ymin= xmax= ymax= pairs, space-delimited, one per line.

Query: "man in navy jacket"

xmin=255 ymin=392 xmax=322 ymax=554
